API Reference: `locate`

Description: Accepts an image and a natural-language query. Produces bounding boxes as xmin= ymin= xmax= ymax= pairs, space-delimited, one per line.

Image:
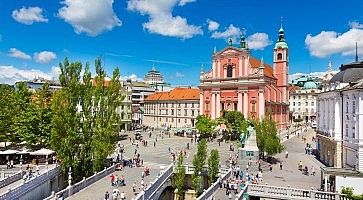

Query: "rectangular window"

xmin=192 ymin=110 xmax=195 ymax=116
xmin=171 ymin=118 xmax=174 ymax=122
xmin=346 ymin=102 xmax=349 ymax=113
xmin=178 ymin=109 xmax=181 ymax=116
xmin=298 ymin=102 xmax=301 ymax=106
xmin=171 ymin=109 xmax=174 ymax=115
xmin=184 ymin=109 xmax=187 ymax=116
xmin=206 ymin=103 xmax=209 ymax=111
xmin=185 ymin=103 xmax=187 ymax=107
xmin=305 ymin=102 xmax=308 ymax=106
xmin=252 ymin=103 xmax=256 ymax=112
xmin=293 ymin=102 xmax=295 ymax=106
xmin=178 ymin=103 xmax=181 ymax=108
xmin=178 ymin=119 xmax=180 ymax=123
xmin=192 ymin=103 xmax=194 ymax=108
xmin=352 ymin=101 xmax=356 ymax=113
xmin=172 ymin=103 xmax=174 ymax=108
xmin=352 ymin=126 xmax=355 ymax=138
xmin=311 ymin=101 xmax=314 ymax=106
xmin=185 ymin=119 xmax=187 ymax=123
xmin=345 ymin=124 xmax=349 ymax=137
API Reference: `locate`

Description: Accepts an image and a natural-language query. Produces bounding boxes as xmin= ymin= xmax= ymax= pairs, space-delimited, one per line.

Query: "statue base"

xmin=239 ymin=147 xmax=259 ymax=164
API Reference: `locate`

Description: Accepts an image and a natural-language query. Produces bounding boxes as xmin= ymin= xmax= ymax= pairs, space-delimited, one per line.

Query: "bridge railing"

xmin=44 ymin=164 xmax=116 ymax=200
xmin=243 ymin=184 xmax=349 ymax=200
xmin=135 ymin=163 xmax=174 ymax=200
xmin=197 ymin=167 xmax=232 ymax=200
xmin=0 ymin=165 xmax=61 ymax=200
xmin=0 ymin=170 xmax=24 ymax=189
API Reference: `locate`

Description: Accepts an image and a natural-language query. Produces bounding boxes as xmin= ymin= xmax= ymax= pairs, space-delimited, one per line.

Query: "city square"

xmin=0 ymin=0 xmax=362 ymax=200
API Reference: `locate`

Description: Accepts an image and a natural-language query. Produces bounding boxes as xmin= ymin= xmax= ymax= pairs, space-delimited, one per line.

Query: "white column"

xmin=211 ymin=92 xmax=216 ymax=119
xmin=216 ymin=91 xmax=221 ymax=118
xmin=217 ymin=59 xmax=221 ymax=78
xmin=334 ymin=97 xmax=341 ymax=140
xmin=224 ymin=68 xmax=227 ymax=78
xmin=259 ymin=88 xmax=265 ymax=119
xmin=199 ymin=91 xmax=204 ymax=115
xmin=238 ymin=57 xmax=243 ymax=77
xmin=232 ymin=67 xmax=235 ymax=78
xmin=238 ymin=91 xmax=243 ymax=112
xmin=244 ymin=56 xmax=248 ymax=76
xmin=243 ymin=91 xmax=248 ymax=117
xmin=212 ymin=60 xmax=216 ymax=78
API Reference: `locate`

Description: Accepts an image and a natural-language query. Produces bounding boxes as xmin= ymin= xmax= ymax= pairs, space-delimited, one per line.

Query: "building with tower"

xmin=199 ymin=23 xmax=289 ymax=129
xmin=144 ymin=66 xmax=172 ymax=91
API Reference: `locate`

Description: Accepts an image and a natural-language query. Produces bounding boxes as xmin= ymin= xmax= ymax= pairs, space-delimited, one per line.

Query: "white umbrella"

xmin=0 ymin=149 xmax=19 ymax=155
xmin=30 ymin=148 xmax=55 ymax=156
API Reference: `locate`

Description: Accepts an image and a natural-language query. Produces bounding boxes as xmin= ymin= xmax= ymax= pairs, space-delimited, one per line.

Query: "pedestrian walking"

xmin=104 ymin=191 xmax=110 ymax=200
xmin=285 ymin=151 xmax=289 ymax=158
xmin=269 ymin=164 xmax=273 ymax=172
xmin=280 ymin=162 xmax=283 ymax=170
xmin=132 ymin=182 xmax=137 ymax=193
xmin=120 ymin=191 xmax=125 ymax=200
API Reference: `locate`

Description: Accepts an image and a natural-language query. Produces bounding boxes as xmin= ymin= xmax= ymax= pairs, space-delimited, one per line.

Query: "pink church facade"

xmin=199 ymin=26 xmax=289 ymax=129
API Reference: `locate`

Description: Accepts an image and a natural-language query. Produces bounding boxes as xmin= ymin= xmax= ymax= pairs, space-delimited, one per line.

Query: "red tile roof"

xmin=289 ymin=85 xmax=300 ymax=92
xmin=146 ymin=88 xmax=199 ymax=101
xmin=249 ymin=57 xmax=275 ymax=79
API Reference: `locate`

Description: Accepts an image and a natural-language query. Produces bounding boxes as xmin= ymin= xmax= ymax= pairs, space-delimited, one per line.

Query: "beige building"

xmin=143 ymin=88 xmax=200 ymax=128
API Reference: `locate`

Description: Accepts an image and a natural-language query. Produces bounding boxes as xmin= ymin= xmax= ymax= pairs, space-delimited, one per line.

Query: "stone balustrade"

xmin=234 ymin=183 xmax=349 ymax=200
xmin=44 ymin=165 xmax=116 ymax=200
xmin=197 ymin=168 xmax=232 ymax=200
xmin=0 ymin=170 xmax=24 ymax=189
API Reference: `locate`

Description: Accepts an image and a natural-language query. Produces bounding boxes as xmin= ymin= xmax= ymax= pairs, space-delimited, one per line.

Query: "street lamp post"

xmin=19 ymin=155 xmax=23 ymax=171
xmin=68 ymin=166 xmax=72 ymax=188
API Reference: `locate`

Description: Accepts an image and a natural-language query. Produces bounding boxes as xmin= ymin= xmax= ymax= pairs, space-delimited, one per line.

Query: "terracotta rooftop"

xmin=249 ymin=57 xmax=275 ymax=79
xmin=146 ymin=88 xmax=199 ymax=101
xmin=289 ymin=85 xmax=300 ymax=92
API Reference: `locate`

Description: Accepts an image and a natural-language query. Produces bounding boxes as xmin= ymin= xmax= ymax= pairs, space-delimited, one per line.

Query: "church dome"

xmin=303 ymin=79 xmax=318 ymax=89
xmin=330 ymin=61 xmax=363 ymax=83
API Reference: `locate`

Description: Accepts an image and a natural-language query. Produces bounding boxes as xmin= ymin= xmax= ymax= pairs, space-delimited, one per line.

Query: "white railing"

xmin=135 ymin=163 xmax=174 ymax=200
xmin=0 ymin=166 xmax=61 ymax=200
xmin=240 ymin=184 xmax=349 ymax=200
xmin=197 ymin=167 xmax=232 ymax=200
xmin=44 ymin=165 xmax=116 ymax=200
xmin=0 ymin=171 xmax=24 ymax=189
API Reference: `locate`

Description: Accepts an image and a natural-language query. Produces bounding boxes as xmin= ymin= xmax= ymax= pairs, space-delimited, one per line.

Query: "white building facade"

xmin=317 ymin=59 xmax=363 ymax=193
xmin=143 ymin=88 xmax=199 ymax=128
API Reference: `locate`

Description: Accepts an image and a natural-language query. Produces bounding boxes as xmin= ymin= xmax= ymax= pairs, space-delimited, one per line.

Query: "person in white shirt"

xmin=120 ymin=191 xmax=125 ymax=200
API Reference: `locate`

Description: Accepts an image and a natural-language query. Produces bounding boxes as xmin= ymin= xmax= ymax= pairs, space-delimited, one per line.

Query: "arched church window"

xmin=277 ymin=53 xmax=282 ymax=60
xmin=227 ymin=65 xmax=233 ymax=77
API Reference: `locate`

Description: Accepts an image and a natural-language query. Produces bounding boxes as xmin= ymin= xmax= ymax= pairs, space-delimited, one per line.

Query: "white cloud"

xmin=207 ymin=19 xmax=219 ymax=32
xmin=8 ymin=48 xmax=31 ymax=60
xmin=175 ymin=72 xmax=184 ymax=77
xmin=12 ymin=6 xmax=48 ymax=25
xmin=246 ymin=33 xmax=272 ymax=50
xmin=0 ymin=66 xmax=59 ymax=85
xmin=58 ymin=0 xmax=122 ymax=36
xmin=305 ymin=28 xmax=363 ymax=58
xmin=34 ymin=51 xmax=57 ymax=64
xmin=178 ymin=0 xmax=196 ymax=6
xmin=349 ymin=21 xmax=363 ymax=29
xmin=121 ymin=74 xmax=142 ymax=81
xmin=127 ymin=0 xmax=202 ymax=39
xmin=211 ymin=24 xmax=242 ymax=40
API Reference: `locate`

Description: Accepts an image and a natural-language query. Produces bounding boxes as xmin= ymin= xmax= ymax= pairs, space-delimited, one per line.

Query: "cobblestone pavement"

xmin=212 ymin=127 xmax=323 ymax=200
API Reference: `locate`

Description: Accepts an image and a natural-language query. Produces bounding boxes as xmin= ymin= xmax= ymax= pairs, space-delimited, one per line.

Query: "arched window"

xmin=277 ymin=53 xmax=282 ymax=60
xmin=227 ymin=65 xmax=233 ymax=77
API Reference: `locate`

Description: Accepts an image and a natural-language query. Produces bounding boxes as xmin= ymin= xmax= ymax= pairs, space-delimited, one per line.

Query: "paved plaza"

xmin=212 ymin=127 xmax=323 ymax=200
xmin=67 ymin=128 xmax=324 ymax=200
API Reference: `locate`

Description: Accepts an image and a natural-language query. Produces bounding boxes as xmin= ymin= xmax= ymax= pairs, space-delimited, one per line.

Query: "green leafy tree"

xmin=192 ymin=138 xmax=207 ymax=195
xmin=341 ymin=187 xmax=363 ymax=200
xmin=208 ymin=149 xmax=220 ymax=186
xmin=11 ymin=82 xmax=32 ymax=144
xmin=175 ymin=151 xmax=186 ymax=200
xmin=51 ymin=57 xmax=124 ymax=180
xmin=0 ymin=84 xmax=14 ymax=144
xmin=220 ymin=111 xmax=248 ymax=140
xmin=16 ymin=83 xmax=53 ymax=150
xmin=253 ymin=114 xmax=284 ymax=157
xmin=195 ymin=115 xmax=215 ymax=138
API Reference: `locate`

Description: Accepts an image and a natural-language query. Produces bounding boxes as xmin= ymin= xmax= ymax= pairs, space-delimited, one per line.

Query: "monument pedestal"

xmin=239 ymin=124 xmax=259 ymax=164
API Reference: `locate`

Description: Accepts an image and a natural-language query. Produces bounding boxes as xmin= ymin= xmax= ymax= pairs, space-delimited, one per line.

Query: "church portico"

xmin=199 ymin=23 xmax=289 ymax=130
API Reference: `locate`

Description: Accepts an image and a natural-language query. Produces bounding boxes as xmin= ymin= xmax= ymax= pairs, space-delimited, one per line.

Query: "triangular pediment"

xmin=214 ymin=46 xmax=245 ymax=57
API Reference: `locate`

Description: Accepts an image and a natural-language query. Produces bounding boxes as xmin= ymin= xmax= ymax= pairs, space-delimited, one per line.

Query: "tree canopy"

xmin=219 ymin=111 xmax=248 ymax=140
xmin=195 ymin=115 xmax=215 ymax=138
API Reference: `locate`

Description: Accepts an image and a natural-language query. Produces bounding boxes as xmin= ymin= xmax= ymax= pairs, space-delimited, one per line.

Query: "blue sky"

xmin=0 ymin=0 xmax=362 ymax=86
